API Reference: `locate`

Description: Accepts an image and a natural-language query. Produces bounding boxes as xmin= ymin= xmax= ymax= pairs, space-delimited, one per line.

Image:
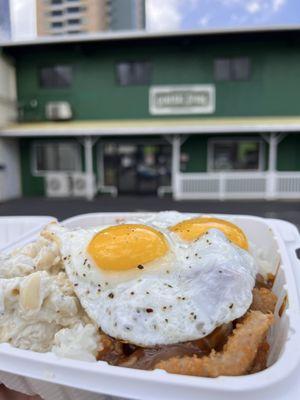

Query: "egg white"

xmin=46 ymin=218 xmax=258 ymax=347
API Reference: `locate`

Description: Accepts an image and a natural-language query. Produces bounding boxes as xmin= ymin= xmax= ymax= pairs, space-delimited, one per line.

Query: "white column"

xmin=267 ymin=133 xmax=278 ymax=199
xmin=268 ymin=133 xmax=278 ymax=172
xmin=84 ymin=136 xmax=95 ymax=201
xmin=172 ymin=135 xmax=181 ymax=200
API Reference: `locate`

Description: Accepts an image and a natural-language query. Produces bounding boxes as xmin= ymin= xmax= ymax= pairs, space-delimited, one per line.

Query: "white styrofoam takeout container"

xmin=0 ymin=212 xmax=300 ymax=400
xmin=0 ymin=216 xmax=56 ymax=251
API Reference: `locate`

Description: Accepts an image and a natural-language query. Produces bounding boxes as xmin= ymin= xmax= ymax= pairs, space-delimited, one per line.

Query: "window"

xmin=51 ymin=0 xmax=62 ymax=4
xmin=51 ymin=10 xmax=63 ymax=16
xmin=67 ymin=30 xmax=83 ymax=34
xmin=33 ymin=142 xmax=81 ymax=173
xmin=67 ymin=6 xmax=81 ymax=13
xmin=39 ymin=65 xmax=72 ymax=88
xmin=51 ymin=21 xmax=63 ymax=28
xmin=214 ymin=57 xmax=251 ymax=81
xmin=67 ymin=18 xmax=81 ymax=25
xmin=208 ymin=139 xmax=263 ymax=171
xmin=116 ymin=61 xmax=152 ymax=86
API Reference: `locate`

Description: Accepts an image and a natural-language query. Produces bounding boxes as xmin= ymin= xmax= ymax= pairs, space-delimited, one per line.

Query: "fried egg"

xmin=46 ymin=214 xmax=257 ymax=347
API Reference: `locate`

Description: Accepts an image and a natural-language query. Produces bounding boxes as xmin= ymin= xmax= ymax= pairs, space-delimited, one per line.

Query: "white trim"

xmin=2 ymin=25 xmax=300 ymax=47
xmin=2 ymin=120 xmax=300 ymax=137
xmin=207 ymin=137 xmax=265 ymax=172
xmin=31 ymin=140 xmax=82 ymax=177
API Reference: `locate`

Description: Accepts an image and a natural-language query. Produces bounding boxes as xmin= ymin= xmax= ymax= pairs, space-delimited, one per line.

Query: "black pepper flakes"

xmin=137 ymin=265 xmax=144 ymax=270
xmin=229 ymin=304 xmax=233 ymax=309
xmin=194 ymin=315 xmax=197 ymax=320
xmin=146 ymin=308 xmax=154 ymax=313
xmin=108 ymin=292 xmax=114 ymax=299
xmin=130 ymin=291 xmax=135 ymax=295
xmin=83 ymin=273 xmax=86 ymax=277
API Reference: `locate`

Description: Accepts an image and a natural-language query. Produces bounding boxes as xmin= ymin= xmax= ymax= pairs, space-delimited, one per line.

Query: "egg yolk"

xmin=169 ymin=217 xmax=248 ymax=250
xmin=87 ymin=224 xmax=169 ymax=271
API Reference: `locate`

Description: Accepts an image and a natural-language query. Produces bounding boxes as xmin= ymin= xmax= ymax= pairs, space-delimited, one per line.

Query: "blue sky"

xmin=4 ymin=0 xmax=300 ymax=42
xmin=146 ymin=0 xmax=300 ymax=31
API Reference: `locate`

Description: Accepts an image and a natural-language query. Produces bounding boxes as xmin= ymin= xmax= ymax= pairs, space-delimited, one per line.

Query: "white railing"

xmin=175 ymin=171 xmax=300 ymax=200
xmin=275 ymin=172 xmax=300 ymax=199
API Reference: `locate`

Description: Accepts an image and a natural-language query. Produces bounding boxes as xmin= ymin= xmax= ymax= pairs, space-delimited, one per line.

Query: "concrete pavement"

xmin=0 ymin=196 xmax=299 ymax=227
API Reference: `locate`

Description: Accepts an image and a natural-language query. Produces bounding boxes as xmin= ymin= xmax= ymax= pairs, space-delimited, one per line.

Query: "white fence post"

xmin=219 ymin=172 xmax=225 ymax=200
xmin=172 ymin=135 xmax=181 ymax=200
xmin=266 ymin=133 xmax=278 ymax=200
xmin=83 ymin=136 xmax=95 ymax=201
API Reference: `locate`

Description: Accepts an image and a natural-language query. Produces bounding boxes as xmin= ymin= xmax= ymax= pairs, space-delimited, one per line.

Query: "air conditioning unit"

xmin=45 ymin=102 xmax=72 ymax=121
xmin=71 ymin=173 xmax=96 ymax=197
xmin=45 ymin=173 xmax=71 ymax=197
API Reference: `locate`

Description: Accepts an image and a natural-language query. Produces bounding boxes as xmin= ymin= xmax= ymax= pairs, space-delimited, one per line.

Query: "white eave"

xmin=1 ymin=117 xmax=300 ymax=137
xmin=1 ymin=25 xmax=300 ymax=47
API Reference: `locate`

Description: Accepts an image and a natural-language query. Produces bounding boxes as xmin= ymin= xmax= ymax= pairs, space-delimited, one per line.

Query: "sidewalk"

xmin=0 ymin=196 xmax=299 ymax=227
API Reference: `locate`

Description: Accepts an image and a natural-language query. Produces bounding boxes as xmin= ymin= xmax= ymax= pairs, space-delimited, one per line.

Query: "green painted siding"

xmin=20 ymin=139 xmax=44 ymax=196
xmin=8 ymin=33 xmax=300 ymax=122
xmin=181 ymin=136 xmax=208 ymax=172
xmin=277 ymin=134 xmax=300 ymax=171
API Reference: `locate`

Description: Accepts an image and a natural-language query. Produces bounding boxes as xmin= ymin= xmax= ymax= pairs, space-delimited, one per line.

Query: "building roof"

xmin=1 ymin=116 xmax=300 ymax=137
xmin=2 ymin=25 xmax=300 ymax=47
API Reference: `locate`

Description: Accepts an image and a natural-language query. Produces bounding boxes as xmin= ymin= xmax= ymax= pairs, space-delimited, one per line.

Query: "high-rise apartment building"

xmin=36 ymin=0 xmax=145 ymax=36
xmin=107 ymin=0 xmax=145 ymax=31
xmin=36 ymin=0 xmax=107 ymax=36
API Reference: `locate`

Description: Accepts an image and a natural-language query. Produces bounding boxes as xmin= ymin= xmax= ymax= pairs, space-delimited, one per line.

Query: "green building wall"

xmin=277 ymin=135 xmax=300 ymax=171
xmin=5 ymin=31 xmax=300 ymax=196
xmin=8 ymin=32 xmax=300 ymax=122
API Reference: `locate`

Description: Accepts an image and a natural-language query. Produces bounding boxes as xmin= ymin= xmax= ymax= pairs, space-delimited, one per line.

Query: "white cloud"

xmin=146 ymin=0 xmax=182 ymax=31
xmin=246 ymin=1 xmax=261 ymax=13
xmin=146 ymin=0 xmax=202 ymax=31
xmin=10 ymin=0 xmax=36 ymax=40
xmin=220 ymin=0 xmax=286 ymax=15
xmin=198 ymin=14 xmax=211 ymax=27
xmin=272 ymin=0 xmax=286 ymax=12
